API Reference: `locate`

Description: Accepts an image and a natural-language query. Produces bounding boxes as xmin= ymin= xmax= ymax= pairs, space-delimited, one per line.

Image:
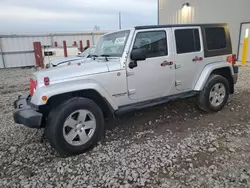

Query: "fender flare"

xmin=193 ymin=62 xmax=234 ymax=91
xmin=31 ymin=79 xmax=118 ymax=110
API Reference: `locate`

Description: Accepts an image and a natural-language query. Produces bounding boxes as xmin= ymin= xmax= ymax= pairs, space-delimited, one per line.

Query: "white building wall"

xmin=4 ymin=53 xmax=36 ymax=68
xmin=0 ymin=39 xmax=4 ymax=68
xmin=159 ymin=0 xmax=250 ymax=54
xmin=1 ymin=36 xmax=51 ymax=52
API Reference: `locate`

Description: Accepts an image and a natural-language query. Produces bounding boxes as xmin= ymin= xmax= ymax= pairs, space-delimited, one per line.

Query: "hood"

xmin=34 ymin=59 xmax=122 ymax=85
xmin=51 ymin=56 xmax=85 ymax=66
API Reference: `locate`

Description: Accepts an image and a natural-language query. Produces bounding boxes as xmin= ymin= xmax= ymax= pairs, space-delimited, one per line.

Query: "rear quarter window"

xmin=202 ymin=25 xmax=232 ymax=57
xmin=205 ymin=27 xmax=226 ymax=50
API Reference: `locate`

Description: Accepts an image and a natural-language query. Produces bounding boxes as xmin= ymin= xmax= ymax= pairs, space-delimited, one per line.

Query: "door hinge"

xmin=126 ymin=71 xmax=134 ymax=77
xmin=128 ymin=89 xmax=136 ymax=96
xmin=175 ymin=64 xmax=181 ymax=69
xmin=175 ymin=81 xmax=182 ymax=86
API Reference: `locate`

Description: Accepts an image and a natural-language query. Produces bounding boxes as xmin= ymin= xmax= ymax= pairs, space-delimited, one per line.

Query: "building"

xmin=158 ymin=0 xmax=250 ymax=62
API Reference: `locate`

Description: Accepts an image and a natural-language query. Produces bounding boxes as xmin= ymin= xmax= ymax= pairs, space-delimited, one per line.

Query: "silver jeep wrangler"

xmin=13 ymin=24 xmax=238 ymax=155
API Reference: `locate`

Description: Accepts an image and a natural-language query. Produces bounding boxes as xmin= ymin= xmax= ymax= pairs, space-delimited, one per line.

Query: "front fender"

xmin=194 ymin=61 xmax=234 ymax=91
xmin=31 ymin=79 xmax=118 ymax=110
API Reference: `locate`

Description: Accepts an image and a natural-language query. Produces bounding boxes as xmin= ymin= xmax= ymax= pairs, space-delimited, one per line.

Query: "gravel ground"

xmin=1 ymin=66 xmax=250 ymax=188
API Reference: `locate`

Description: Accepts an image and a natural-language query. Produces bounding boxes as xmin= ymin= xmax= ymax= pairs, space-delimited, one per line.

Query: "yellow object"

xmin=41 ymin=96 xmax=48 ymax=102
xmin=242 ymin=29 xmax=249 ymax=66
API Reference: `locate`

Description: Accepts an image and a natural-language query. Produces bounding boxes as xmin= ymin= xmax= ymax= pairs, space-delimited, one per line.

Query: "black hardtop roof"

xmin=135 ymin=23 xmax=228 ymax=30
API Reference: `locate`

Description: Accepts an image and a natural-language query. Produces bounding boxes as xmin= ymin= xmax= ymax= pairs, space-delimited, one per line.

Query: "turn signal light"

xmin=41 ymin=96 xmax=48 ymax=102
xmin=30 ymin=78 xmax=37 ymax=96
xmin=232 ymin=54 xmax=237 ymax=65
xmin=227 ymin=56 xmax=232 ymax=63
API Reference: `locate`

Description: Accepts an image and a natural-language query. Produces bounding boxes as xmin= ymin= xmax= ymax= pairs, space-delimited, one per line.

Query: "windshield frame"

xmin=94 ymin=30 xmax=131 ymax=58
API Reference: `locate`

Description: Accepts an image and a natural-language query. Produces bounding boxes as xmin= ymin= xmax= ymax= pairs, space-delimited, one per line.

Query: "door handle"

xmin=161 ymin=61 xmax=173 ymax=66
xmin=193 ymin=56 xmax=203 ymax=62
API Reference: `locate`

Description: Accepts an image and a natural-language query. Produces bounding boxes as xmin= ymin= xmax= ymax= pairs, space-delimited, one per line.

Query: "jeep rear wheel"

xmin=197 ymin=74 xmax=229 ymax=112
xmin=45 ymin=97 xmax=104 ymax=156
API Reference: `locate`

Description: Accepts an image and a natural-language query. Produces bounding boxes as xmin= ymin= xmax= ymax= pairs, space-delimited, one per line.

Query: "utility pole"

xmin=157 ymin=0 xmax=159 ymax=25
xmin=119 ymin=12 xmax=122 ymax=30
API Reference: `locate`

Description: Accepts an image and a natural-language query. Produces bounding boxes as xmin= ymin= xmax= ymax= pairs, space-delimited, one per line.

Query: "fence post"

xmin=0 ymin=37 xmax=6 ymax=68
xmin=63 ymin=40 xmax=68 ymax=57
xmin=87 ymin=40 xmax=90 ymax=48
xmin=33 ymin=42 xmax=44 ymax=68
xmin=242 ymin=29 xmax=249 ymax=66
xmin=73 ymin=41 xmax=77 ymax=46
xmin=79 ymin=40 xmax=83 ymax=52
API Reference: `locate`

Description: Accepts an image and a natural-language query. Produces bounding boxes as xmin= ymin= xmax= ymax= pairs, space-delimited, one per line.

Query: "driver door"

xmin=126 ymin=28 xmax=175 ymax=102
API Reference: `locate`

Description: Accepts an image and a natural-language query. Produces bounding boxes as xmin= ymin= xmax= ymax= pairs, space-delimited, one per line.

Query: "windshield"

xmin=94 ymin=30 xmax=130 ymax=57
xmin=78 ymin=46 xmax=95 ymax=57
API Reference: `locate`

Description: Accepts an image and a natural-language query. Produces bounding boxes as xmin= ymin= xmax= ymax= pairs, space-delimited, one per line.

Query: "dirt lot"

xmin=0 ymin=66 xmax=250 ymax=188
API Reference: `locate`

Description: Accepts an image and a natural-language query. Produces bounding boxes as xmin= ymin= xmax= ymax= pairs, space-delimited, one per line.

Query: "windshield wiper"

xmin=100 ymin=54 xmax=110 ymax=61
xmin=91 ymin=54 xmax=99 ymax=60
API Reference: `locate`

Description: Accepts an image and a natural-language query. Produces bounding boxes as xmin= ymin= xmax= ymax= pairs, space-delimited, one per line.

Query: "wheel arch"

xmin=46 ymin=89 xmax=115 ymax=119
xmin=38 ymin=89 xmax=115 ymax=126
xmin=210 ymin=68 xmax=234 ymax=94
xmin=194 ymin=62 xmax=234 ymax=94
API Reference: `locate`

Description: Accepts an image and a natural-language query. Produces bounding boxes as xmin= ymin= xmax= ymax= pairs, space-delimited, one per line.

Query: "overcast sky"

xmin=0 ymin=0 xmax=157 ymax=34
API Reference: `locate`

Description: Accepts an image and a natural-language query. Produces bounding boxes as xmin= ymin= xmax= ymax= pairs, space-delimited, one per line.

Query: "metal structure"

xmin=158 ymin=0 xmax=250 ymax=55
xmin=0 ymin=31 xmax=108 ymax=68
xmin=237 ymin=22 xmax=250 ymax=62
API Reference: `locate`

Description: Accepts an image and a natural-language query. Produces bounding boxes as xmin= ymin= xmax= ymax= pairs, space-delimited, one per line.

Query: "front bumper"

xmin=13 ymin=94 xmax=42 ymax=128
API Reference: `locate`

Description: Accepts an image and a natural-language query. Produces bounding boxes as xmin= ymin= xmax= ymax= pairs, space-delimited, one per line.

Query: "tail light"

xmin=232 ymin=54 xmax=237 ymax=65
xmin=30 ymin=79 xmax=37 ymax=96
xmin=227 ymin=54 xmax=237 ymax=65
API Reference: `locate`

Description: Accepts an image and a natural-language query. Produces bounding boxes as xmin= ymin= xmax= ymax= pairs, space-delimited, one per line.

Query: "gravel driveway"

xmin=1 ymin=66 xmax=250 ymax=188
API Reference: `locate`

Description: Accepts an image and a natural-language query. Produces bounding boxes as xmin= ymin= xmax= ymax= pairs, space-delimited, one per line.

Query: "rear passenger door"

xmin=172 ymin=27 xmax=205 ymax=91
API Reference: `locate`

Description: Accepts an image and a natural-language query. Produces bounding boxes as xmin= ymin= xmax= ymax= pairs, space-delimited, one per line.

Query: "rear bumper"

xmin=13 ymin=94 xmax=42 ymax=129
xmin=233 ymin=66 xmax=239 ymax=84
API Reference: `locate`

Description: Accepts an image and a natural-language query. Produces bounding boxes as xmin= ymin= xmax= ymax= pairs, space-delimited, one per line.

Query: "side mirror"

xmin=130 ymin=48 xmax=146 ymax=61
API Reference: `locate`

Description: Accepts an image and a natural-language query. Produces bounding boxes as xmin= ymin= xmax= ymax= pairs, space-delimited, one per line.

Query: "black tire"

xmin=45 ymin=97 xmax=104 ymax=156
xmin=197 ymin=74 xmax=230 ymax=113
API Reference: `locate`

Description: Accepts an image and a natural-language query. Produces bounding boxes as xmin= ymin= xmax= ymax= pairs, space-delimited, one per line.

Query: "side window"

xmin=133 ymin=31 xmax=168 ymax=58
xmin=175 ymin=29 xmax=201 ymax=54
xmin=205 ymin=27 xmax=226 ymax=50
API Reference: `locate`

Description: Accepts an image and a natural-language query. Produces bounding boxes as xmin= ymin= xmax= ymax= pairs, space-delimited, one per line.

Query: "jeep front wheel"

xmin=197 ymin=74 xmax=229 ymax=112
xmin=45 ymin=97 xmax=104 ymax=156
